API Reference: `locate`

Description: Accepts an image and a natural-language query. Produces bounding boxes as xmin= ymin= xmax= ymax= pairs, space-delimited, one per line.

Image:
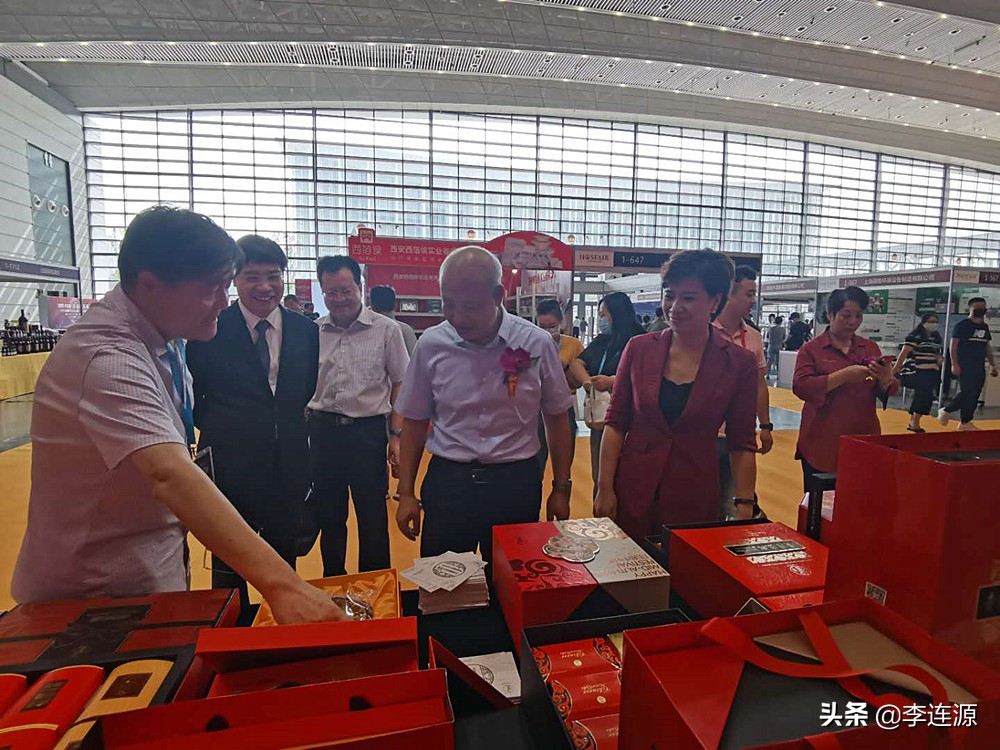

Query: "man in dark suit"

xmin=187 ymin=235 xmax=319 ymax=617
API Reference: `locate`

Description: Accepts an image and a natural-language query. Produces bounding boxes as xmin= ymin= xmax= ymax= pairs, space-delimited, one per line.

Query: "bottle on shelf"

xmin=18 ymin=309 xmax=29 ymax=332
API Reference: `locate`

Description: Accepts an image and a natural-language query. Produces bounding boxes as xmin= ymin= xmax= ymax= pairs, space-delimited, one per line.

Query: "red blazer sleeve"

xmin=604 ymin=337 xmax=636 ymax=433
xmin=793 ymin=342 xmax=829 ymax=406
xmin=725 ymin=353 xmax=759 ymax=452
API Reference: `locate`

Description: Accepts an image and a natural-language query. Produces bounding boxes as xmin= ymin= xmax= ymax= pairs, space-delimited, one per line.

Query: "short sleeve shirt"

xmin=952 ymin=318 xmax=992 ymax=372
xmin=395 ymin=309 xmax=573 ymax=463
xmin=558 ymin=335 xmax=585 ymax=393
xmin=12 ymin=285 xmax=190 ymax=603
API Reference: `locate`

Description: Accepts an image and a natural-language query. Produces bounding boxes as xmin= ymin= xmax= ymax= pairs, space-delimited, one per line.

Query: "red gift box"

xmin=0 ymin=665 xmax=104 ymax=746
xmin=493 ymin=519 xmax=671 ymax=650
xmin=100 ymin=668 xmax=454 ymax=750
xmin=0 ymin=590 xmax=238 ymax=675
xmin=0 ymin=673 xmax=27 ymax=715
xmin=826 ymin=431 xmax=1000 ymax=671
xmin=551 ymin=669 xmax=621 ymax=722
xmin=174 ymin=617 xmax=419 ymax=701
xmin=619 ymin=599 xmax=1000 ymax=750
xmin=566 ymin=713 xmax=619 ymax=750
xmin=669 ymin=522 xmax=827 ymax=618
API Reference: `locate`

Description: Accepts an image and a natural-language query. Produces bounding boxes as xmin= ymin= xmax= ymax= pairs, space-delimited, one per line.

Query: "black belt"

xmin=431 ymin=456 xmax=536 ymax=484
xmin=311 ymin=411 xmax=386 ymax=427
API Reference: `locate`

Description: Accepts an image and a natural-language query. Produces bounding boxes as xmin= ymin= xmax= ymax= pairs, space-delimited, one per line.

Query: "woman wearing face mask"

xmin=892 ymin=313 xmax=943 ymax=433
xmin=577 ymin=293 xmax=645 ymax=495
xmin=793 ymin=286 xmax=898 ymax=484
xmin=593 ymin=250 xmax=760 ymax=539
xmin=535 ymin=298 xmax=589 ymax=471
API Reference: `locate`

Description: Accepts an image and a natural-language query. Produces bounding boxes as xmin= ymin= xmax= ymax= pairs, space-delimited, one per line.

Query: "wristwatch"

xmin=388 ymin=427 xmax=403 ymax=437
xmin=732 ymin=497 xmax=756 ymax=507
xmin=552 ymin=479 xmax=573 ymax=491
xmin=758 ymin=423 xmax=774 ymax=431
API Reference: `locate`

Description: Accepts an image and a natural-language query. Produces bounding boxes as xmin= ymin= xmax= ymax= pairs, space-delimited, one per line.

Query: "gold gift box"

xmin=252 ymin=568 xmax=401 ymax=627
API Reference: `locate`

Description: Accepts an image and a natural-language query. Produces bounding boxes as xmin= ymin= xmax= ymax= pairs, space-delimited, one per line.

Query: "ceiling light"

xmin=289 ymin=41 xmax=297 ymax=45
xmin=859 ymin=35 xmax=870 ymax=41
xmin=795 ymin=26 xmax=807 ymax=32
xmin=224 ymin=61 xmax=231 ymax=66
xmin=686 ymin=21 xmax=694 ymax=27
xmin=58 ymin=57 xmax=67 ymax=62
xmin=843 ymin=45 xmax=852 ymax=50
xmin=824 ymin=6 xmax=836 ymax=12
xmin=948 ymin=29 xmax=960 ymax=35
xmin=782 ymin=36 xmax=791 ymax=41
xmin=813 ymin=82 xmax=820 ymax=85
xmin=143 ymin=59 xmax=151 ymax=64
xmin=939 ymin=13 xmax=948 ymax=19
xmin=915 ymin=46 xmax=926 ymax=51
xmin=124 ymin=41 xmax=134 ymax=45
xmin=890 ymin=18 xmax=901 ymax=24
xmin=720 ymin=27 xmax=729 ymax=32
xmin=79 ymin=41 xmax=89 ymax=46
xmin=298 ymin=63 xmax=304 ymax=67
xmin=751 ymin=32 xmax=759 ymax=37
xmin=209 ymin=41 xmax=218 ymax=46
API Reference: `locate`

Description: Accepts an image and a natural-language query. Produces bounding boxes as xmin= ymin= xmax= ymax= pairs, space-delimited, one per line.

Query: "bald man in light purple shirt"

xmin=395 ymin=247 xmax=574 ymax=563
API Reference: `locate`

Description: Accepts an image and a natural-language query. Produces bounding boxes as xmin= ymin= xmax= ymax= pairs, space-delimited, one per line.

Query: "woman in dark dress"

xmin=892 ymin=313 xmax=943 ymax=433
xmin=576 ymin=292 xmax=645 ymax=496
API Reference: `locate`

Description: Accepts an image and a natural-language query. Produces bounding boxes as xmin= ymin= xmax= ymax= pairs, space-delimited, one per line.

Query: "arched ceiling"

xmin=1 ymin=0 xmax=999 ymax=167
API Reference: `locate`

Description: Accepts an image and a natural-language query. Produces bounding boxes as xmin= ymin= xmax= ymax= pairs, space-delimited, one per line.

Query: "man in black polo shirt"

xmin=938 ymin=297 xmax=998 ymax=430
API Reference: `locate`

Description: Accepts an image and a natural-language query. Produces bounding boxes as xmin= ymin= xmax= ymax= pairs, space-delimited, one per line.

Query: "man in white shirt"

xmin=309 ymin=256 xmax=409 ymax=576
xmin=187 ymin=235 xmax=320 ymax=620
xmin=370 ymin=285 xmax=418 ymax=356
xmin=13 ymin=206 xmax=342 ymax=624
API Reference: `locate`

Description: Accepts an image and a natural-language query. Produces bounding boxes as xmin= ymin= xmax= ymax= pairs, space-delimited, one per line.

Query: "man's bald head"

xmin=439 ymin=246 xmax=503 ymax=291
xmin=439 ymin=246 xmax=506 ymax=345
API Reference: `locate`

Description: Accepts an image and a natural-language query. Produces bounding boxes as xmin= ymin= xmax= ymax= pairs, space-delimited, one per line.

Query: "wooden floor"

xmin=2 ymin=387 xmax=997 ymax=611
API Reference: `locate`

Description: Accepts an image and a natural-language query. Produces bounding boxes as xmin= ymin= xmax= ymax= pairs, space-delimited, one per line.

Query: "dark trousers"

xmin=309 ymin=413 xmax=390 ymax=576
xmin=905 ymin=369 xmax=940 ymax=416
xmin=535 ymin=406 xmax=579 ymax=476
xmin=420 ymin=456 xmax=542 ymax=565
xmin=943 ymin=367 xmax=986 ymax=424
xmin=212 ymin=527 xmax=296 ymax=625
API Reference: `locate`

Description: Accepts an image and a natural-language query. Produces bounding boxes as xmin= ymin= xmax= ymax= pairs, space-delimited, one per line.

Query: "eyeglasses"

xmin=323 ymin=289 xmax=356 ymax=300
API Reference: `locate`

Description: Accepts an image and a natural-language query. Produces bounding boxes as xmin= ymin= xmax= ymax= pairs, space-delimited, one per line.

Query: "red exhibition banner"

xmin=364 ymin=265 xmax=441 ymax=298
xmin=294 ymin=278 xmax=313 ymax=303
xmin=349 ymin=229 xmax=574 ymax=270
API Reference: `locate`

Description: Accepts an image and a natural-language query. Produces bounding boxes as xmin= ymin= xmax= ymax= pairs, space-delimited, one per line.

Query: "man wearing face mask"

xmin=534 ymin=298 xmax=589 ymax=473
xmin=938 ymin=298 xmax=999 ymax=430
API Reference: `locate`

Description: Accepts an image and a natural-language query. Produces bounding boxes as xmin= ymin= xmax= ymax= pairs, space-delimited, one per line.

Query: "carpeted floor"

xmin=1 ymin=387 xmax=997 ymax=610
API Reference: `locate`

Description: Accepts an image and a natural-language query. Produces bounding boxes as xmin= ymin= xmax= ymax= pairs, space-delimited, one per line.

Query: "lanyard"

xmin=166 ymin=338 xmax=196 ymax=451
xmin=598 ymin=347 xmax=611 ymax=376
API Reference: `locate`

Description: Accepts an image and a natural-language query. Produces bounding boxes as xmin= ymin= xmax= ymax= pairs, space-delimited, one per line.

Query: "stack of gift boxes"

xmin=1 ymin=431 xmax=997 ymax=749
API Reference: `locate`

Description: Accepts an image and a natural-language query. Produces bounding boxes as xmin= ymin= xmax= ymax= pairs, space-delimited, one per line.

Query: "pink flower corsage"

xmin=500 ymin=346 xmax=539 ymax=398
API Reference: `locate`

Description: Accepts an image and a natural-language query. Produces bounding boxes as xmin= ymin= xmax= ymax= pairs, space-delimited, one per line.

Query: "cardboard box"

xmin=252 ymin=569 xmax=401 ymax=626
xmin=797 ymin=490 xmax=835 ymax=541
xmin=736 ymin=590 xmax=826 ymax=616
xmin=493 ymin=519 xmax=671 ymax=650
xmin=520 ymin=610 xmax=689 ymax=750
xmin=669 ymin=522 xmax=827 ymax=619
xmin=173 ymin=617 xmax=419 ymax=701
xmin=619 ymin=598 xmax=1000 ymax=750
xmin=100 ymin=668 xmax=455 ymax=750
xmin=827 ymin=431 xmax=1000 ymax=670
xmin=0 ymin=590 xmax=237 ymax=676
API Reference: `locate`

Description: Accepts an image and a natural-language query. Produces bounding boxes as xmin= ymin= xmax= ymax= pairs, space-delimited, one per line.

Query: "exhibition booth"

xmin=762 ymin=267 xmax=1000 ymax=403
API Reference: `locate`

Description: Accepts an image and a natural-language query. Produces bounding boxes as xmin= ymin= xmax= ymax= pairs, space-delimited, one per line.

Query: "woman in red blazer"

xmin=594 ymin=250 xmax=760 ymax=542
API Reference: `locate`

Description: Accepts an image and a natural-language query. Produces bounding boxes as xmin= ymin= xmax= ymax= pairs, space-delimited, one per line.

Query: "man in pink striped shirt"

xmin=13 ymin=206 xmax=344 ymax=623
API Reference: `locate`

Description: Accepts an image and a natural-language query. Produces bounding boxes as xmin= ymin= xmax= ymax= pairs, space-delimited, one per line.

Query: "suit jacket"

xmin=604 ymin=328 xmax=759 ymax=541
xmin=187 ymin=303 xmax=319 ymax=542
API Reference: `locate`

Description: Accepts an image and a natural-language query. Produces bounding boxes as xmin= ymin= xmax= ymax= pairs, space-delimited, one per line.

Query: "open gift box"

xmin=668 ymin=522 xmax=827 ymax=619
xmin=98 ymin=668 xmax=455 ymax=750
xmin=827 ymin=431 xmax=1000 ymax=670
xmin=0 ymin=590 xmax=237 ymax=676
xmin=494 ymin=519 xmax=671 ymax=651
xmin=619 ymin=598 xmax=1000 ymax=750
xmin=519 ymin=609 xmax=690 ymax=750
xmin=173 ymin=617 xmax=419 ymax=701
xmin=252 ymin=569 xmax=400 ymax=627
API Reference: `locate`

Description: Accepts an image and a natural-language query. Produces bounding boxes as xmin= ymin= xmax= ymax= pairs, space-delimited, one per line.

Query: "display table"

xmin=0 ymin=352 xmax=50 ymax=399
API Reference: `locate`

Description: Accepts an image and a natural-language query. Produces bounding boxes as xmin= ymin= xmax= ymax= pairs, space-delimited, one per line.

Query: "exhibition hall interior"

xmin=0 ymin=1 xmax=998 ymax=748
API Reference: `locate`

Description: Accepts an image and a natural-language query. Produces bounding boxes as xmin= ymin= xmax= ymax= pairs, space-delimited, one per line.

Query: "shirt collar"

xmin=320 ymin=305 xmax=374 ymax=331
xmin=108 ymin=284 xmax=171 ymax=359
xmin=818 ymin=329 xmax=864 ymax=355
xmin=443 ymin=307 xmax=510 ymax=349
xmin=237 ymin=299 xmax=282 ymax=331
xmin=711 ymin=317 xmax=746 ymax=339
